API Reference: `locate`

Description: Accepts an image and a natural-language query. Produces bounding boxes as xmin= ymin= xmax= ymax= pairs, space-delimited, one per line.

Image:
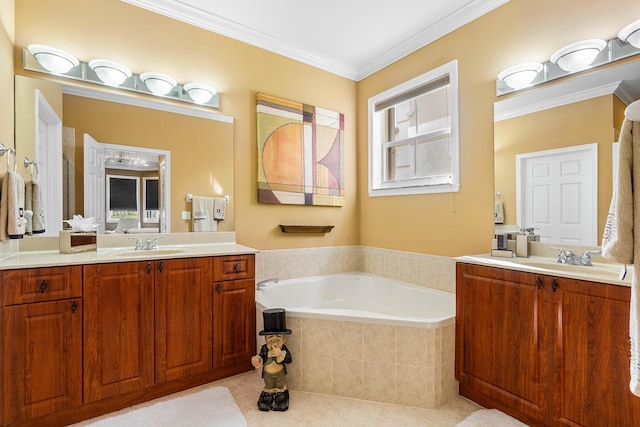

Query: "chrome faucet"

xmin=256 ymin=278 xmax=278 ymax=290
xmin=130 ymin=236 xmax=162 ymax=250
xmin=555 ymin=249 xmax=582 ymax=265
xmin=580 ymin=249 xmax=602 ymax=266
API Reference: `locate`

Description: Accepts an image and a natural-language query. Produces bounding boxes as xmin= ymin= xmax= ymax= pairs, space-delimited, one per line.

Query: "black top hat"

xmin=259 ymin=308 xmax=292 ymax=335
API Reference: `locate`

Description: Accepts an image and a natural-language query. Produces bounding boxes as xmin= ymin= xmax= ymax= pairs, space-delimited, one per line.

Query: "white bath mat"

xmin=85 ymin=386 xmax=246 ymax=427
xmin=456 ymin=408 xmax=529 ymax=426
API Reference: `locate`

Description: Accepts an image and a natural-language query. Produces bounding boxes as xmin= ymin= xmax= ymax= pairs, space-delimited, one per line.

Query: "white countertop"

xmin=457 ymin=254 xmax=632 ymax=287
xmin=0 ymin=232 xmax=258 ymax=270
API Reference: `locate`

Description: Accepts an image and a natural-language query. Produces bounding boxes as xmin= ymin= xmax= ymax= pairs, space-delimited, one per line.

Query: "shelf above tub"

xmin=279 ymin=225 xmax=334 ymax=234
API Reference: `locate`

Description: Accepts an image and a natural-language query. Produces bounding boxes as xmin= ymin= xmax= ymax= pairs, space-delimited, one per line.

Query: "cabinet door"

xmin=456 ymin=263 xmax=550 ymax=424
xmin=4 ymin=299 xmax=82 ymax=424
xmin=83 ymin=262 xmax=155 ymax=402
xmin=213 ymin=278 xmax=256 ymax=368
xmin=155 ymin=258 xmax=213 ymax=382
xmin=552 ymin=277 xmax=640 ymax=426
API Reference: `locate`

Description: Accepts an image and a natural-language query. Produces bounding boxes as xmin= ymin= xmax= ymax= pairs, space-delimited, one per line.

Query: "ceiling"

xmin=123 ymin=0 xmax=508 ymax=81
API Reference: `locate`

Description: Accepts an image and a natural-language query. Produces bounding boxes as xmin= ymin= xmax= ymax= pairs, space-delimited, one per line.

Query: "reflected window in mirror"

xmin=143 ymin=177 xmax=159 ymax=224
xmin=106 ymin=174 xmax=139 ymax=224
xmin=368 ymin=59 xmax=460 ymax=197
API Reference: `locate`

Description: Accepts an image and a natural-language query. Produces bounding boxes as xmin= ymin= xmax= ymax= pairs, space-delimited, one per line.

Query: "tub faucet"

xmin=256 ymin=278 xmax=278 ymax=290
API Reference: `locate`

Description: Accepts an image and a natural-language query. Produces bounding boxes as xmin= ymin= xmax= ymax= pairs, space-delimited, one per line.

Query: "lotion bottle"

xmin=516 ymin=228 xmax=529 ymax=258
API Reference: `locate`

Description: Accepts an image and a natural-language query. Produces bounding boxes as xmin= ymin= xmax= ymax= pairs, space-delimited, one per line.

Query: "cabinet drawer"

xmin=2 ymin=266 xmax=83 ymax=305
xmin=213 ymin=255 xmax=255 ymax=281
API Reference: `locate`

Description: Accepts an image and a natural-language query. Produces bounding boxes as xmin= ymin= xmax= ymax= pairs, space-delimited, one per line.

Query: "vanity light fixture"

xmin=497 ymin=62 xmax=543 ymax=89
xmin=184 ymin=83 xmax=217 ymax=104
xmin=88 ymin=59 xmax=132 ymax=87
xmin=619 ymin=19 xmax=640 ymax=48
xmin=23 ymin=44 xmax=220 ymax=108
xmin=27 ymin=44 xmax=79 ymax=74
xmin=550 ymin=39 xmax=607 ymax=72
xmin=140 ymin=72 xmax=177 ymax=96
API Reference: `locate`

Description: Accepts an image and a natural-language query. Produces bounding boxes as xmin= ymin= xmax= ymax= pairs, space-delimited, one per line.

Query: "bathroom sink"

xmin=115 ymin=248 xmax=188 ymax=258
xmin=517 ymin=260 xmax=625 ymax=279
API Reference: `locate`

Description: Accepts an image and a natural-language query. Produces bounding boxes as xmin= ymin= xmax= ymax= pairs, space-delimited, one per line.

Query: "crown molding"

xmin=124 ymin=0 xmax=507 ymax=81
xmin=356 ymin=0 xmax=509 ymax=81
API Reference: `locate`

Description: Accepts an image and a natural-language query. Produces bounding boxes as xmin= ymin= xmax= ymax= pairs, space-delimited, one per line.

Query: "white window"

xmin=368 ymin=60 xmax=459 ymax=197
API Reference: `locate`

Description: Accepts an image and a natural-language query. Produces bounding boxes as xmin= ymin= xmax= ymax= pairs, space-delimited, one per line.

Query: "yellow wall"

xmin=10 ymin=0 xmax=640 ymax=255
xmin=0 ymin=0 xmax=14 ymax=172
xmin=494 ymin=95 xmax=614 ymax=238
xmin=14 ymin=0 xmax=358 ymax=250
xmin=357 ymin=0 xmax=639 ymax=256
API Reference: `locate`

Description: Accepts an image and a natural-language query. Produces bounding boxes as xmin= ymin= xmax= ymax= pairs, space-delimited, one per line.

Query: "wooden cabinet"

xmin=2 ymin=267 xmax=83 ymax=425
xmin=213 ymin=255 xmax=256 ymax=369
xmin=83 ymin=261 xmax=155 ymax=403
xmin=456 ymin=262 xmax=640 ymax=427
xmin=0 ymin=253 xmax=255 ymax=426
xmin=155 ymin=257 xmax=213 ymax=382
xmin=552 ymin=276 xmax=640 ymax=426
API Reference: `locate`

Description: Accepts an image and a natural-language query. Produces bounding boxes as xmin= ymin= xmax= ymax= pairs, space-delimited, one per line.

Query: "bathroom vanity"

xmin=0 ymin=235 xmax=256 ymax=427
xmin=456 ymin=256 xmax=640 ymax=427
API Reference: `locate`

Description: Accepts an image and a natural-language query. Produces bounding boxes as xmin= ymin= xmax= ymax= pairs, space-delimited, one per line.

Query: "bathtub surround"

xmin=255 ymin=245 xmax=456 ymax=294
xmin=255 ymin=247 xmax=458 ymax=409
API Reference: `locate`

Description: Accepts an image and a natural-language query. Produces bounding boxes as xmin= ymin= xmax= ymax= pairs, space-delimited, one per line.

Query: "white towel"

xmin=31 ymin=179 xmax=45 ymax=234
xmin=192 ymin=196 xmax=217 ymax=232
xmin=24 ymin=181 xmax=33 ymax=234
xmin=0 ymin=171 xmax=26 ymax=240
xmin=213 ymin=197 xmax=226 ymax=220
xmin=602 ymin=118 xmax=640 ymax=395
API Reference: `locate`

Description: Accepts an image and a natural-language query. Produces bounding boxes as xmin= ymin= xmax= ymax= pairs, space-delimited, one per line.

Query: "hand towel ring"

xmin=0 ymin=144 xmax=16 ymax=172
xmin=24 ymin=157 xmax=38 ymax=180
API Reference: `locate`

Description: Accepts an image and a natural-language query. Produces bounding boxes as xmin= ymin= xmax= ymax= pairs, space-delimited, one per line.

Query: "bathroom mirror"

xmin=494 ymin=58 xmax=640 ymax=245
xmin=15 ymin=74 xmax=235 ymax=235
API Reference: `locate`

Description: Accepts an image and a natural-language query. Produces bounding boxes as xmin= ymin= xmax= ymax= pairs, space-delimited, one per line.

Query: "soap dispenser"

xmin=516 ymin=228 xmax=530 ymax=258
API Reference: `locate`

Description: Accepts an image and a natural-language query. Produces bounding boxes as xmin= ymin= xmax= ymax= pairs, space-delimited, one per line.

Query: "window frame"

xmin=367 ymin=59 xmax=460 ymax=197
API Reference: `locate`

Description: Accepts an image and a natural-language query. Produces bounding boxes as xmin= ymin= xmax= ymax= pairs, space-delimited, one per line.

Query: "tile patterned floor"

xmin=217 ymin=370 xmax=482 ymax=427
xmin=70 ymin=370 xmax=482 ymax=426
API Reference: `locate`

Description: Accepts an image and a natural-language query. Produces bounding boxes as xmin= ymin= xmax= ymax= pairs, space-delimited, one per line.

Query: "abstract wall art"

xmin=257 ymin=93 xmax=345 ymax=206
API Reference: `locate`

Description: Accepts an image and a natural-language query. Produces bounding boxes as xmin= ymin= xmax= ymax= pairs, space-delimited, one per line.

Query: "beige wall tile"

xmin=383 ymin=250 xmax=418 ymax=284
xmin=332 ymin=358 xmax=364 ymax=398
xmin=331 ymin=321 xmax=363 ymax=361
xmin=397 ymin=326 xmax=427 ymax=367
xmin=299 ymin=350 xmax=332 ymax=393
xmin=363 ymin=361 xmax=397 ymax=402
xmin=301 ymin=318 xmax=333 ymax=356
xmin=363 ymin=324 xmax=396 ymax=364
xmin=396 ymin=365 xmax=428 ymax=407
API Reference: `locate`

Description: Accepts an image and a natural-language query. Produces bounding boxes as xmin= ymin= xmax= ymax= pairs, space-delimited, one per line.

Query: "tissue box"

xmin=59 ymin=230 xmax=97 ymax=254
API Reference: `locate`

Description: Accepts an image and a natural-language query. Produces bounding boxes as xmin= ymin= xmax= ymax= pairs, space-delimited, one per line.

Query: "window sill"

xmin=368 ymin=183 xmax=460 ymax=197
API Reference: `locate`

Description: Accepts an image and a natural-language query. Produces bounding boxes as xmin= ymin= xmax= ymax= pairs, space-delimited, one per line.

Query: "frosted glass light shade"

xmin=498 ymin=62 xmax=543 ymax=89
xmin=27 ymin=44 xmax=79 ymax=74
xmin=140 ymin=72 xmax=177 ymax=95
xmin=550 ymin=39 xmax=606 ymax=72
xmin=89 ymin=59 xmax=132 ymax=86
xmin=619 ymin=19 xmax=640 ymax=48
xmin=184 ymin=83 xmax=217 ymax=104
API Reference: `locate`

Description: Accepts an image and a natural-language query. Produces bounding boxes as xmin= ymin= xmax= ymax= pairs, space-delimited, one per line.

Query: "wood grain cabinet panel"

xmin=2 ymin=266 xmax=82 ymax=305
xmin=3 ymin=299 xmax=82 ymax=424
xmin=155 ymin=258 xmax=213 ymax=382
xmin=456 ymin=262 xmax=640 ymax=427
xmin=83 ymin=262 xmax=155 ymax=403
xmin=213 ymin=278 xmax=256 ymax=368
xmin=456 ymin=263 xmax=549 ymax=424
